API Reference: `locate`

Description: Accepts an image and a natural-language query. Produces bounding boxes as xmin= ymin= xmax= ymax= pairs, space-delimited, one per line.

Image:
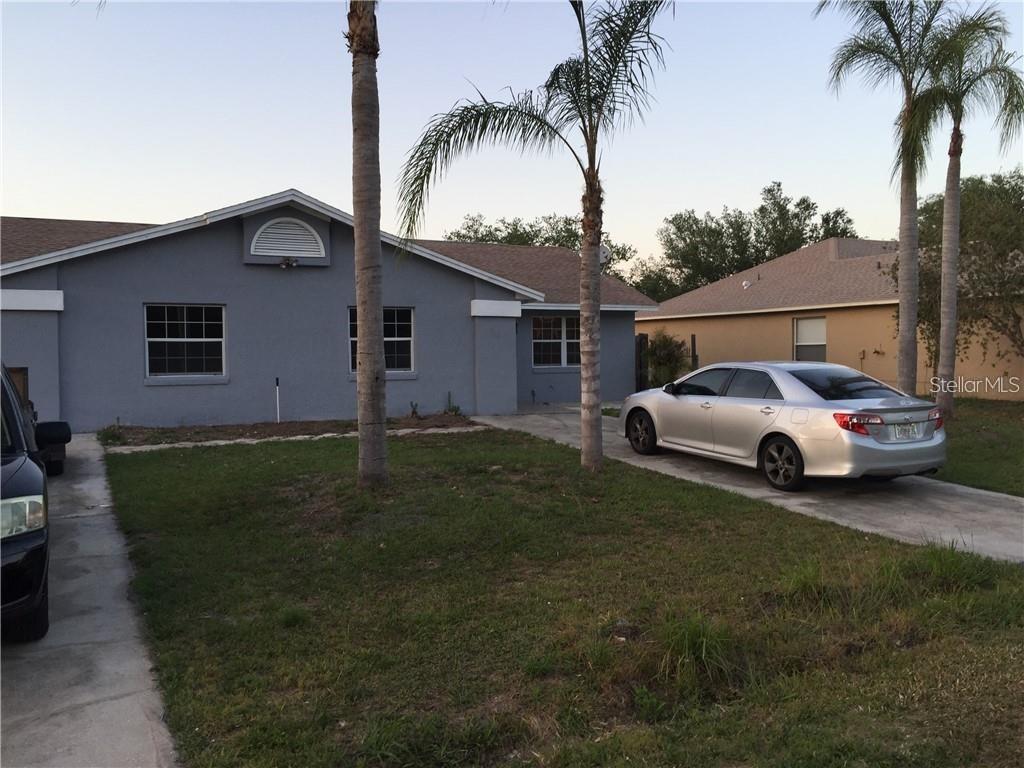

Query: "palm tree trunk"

xmin=897 ymin=159 xmax=920 ymax=395
xmin=935 ymin=125 xmax=962 ymax=418
xmin=579 ymin=168 xmax=603 ymax=471
xmin=348 ymin=1 xmax=387 ymax=487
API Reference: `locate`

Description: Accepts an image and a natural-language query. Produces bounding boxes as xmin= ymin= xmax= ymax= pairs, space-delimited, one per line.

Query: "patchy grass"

xmin=601 ymin=407 xmax=620 ymax=418
xmin=97 ymin=413 xmax=473 ymax=447
xmin=935 ymin=398 xmax=1024 ymax=496
xmin=106 ymin=431 xmax=1024 ymax=768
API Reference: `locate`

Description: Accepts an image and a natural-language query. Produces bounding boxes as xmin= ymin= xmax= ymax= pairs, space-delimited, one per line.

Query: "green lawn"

xmin=935 ymin=398 xmax=1024 ymax=496
xmin=106 ymin=431 xmax=1024 ymax=768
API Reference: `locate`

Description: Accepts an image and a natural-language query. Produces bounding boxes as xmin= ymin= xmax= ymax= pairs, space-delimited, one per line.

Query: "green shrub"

xmin=646 ymin=331 xmax=690 ymax=387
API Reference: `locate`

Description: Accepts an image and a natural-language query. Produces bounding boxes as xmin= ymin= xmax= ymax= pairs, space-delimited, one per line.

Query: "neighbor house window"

xmin=793 ymin=317 xmax=826 ymax=362
xmin=145 ymin=304 xmax=224 ymax=376
xmin=532 ymin=316 xmax=580 ymax=367
xmin=349 ymin=307 xmax=414 ymax=372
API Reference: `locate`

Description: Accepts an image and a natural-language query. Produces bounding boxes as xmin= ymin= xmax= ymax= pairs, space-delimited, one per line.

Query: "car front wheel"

xmin=761 ymin=436 xmax=805 ymax=491
xmin=6 ymin=578 xmax=49 ymax=642
xmin=627 ymin=410 xmax=659 ymax=455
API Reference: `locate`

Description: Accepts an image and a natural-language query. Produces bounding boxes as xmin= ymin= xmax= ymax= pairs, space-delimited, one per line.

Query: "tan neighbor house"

xmin=635 ymin=238 xmax=1023 ymax=401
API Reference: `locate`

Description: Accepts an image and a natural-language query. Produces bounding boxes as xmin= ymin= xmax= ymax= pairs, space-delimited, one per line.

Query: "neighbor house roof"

xmin=640 ymin=238 xmax=899 ymax=320
xmin=1 ymin=217 xmax=153 ymax=264
xmin=413 ymin=240 xmax=656 ymax=309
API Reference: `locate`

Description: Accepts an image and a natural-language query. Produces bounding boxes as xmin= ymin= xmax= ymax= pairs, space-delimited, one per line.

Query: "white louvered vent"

xmin=251 ymin=218 xmax=325 ymax=259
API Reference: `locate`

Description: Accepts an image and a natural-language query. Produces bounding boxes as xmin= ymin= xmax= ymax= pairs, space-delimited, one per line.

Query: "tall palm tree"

xmin=398 ymin=1 xmax=668 ymax=471
xmin=346 ymin=0 xmax=387 ymax=487
xmin=817 ymin=1 xmax=949 ymax=394
xmin=925 ymin=8 xmax=1023 ymax=418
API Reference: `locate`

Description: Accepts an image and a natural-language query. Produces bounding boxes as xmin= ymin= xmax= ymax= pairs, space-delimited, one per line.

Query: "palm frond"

xmin=397 ymin=90 xmax=580 ymax=239
xmin=586 ymin=0 xmax=670 ymax=132
xmin=828 ymin=32 xmax=902 ymax=92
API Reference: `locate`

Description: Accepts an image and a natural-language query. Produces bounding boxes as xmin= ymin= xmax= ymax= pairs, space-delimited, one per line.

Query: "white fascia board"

xmin=470 ymin=299 xmax=522 ymax=318
xmin=637 ymin=299 xmax=900 ymax=321
xmin=525 ymin=303 xmax=656 ymax=312
xmin=1 ymin=289 xmax=64 ymax=311
xmin=0 ymin=188 xmax=546 ymax=301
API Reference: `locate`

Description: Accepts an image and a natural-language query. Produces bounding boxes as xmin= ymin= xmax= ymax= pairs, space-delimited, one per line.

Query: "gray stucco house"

xmin=0 ymin=190 xmax=654 ymax=431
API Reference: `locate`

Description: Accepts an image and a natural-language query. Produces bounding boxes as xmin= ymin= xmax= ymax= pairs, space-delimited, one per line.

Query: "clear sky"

xmin=2 ymin=1 xmax=1022 ymax=264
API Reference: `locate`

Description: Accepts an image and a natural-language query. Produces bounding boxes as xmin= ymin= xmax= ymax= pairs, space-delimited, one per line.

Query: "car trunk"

xmin=832 ymin=397 xmax=938 ymax=443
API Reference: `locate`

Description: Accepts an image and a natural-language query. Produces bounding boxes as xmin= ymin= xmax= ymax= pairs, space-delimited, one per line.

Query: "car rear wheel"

xmin=761 ymin=436 xmax=805 ymax=491
xmin=627 ymin=410 xmax=659 ymax=455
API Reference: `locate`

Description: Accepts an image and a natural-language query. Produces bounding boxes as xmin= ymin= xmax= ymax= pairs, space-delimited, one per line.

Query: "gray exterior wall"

xmin=1 ymin=310 xmax=61 ymax=421
xmin=2 ymin=204 xmax=641 ymax=429
xmin=516 ymin=310 xmax=637 ymax=406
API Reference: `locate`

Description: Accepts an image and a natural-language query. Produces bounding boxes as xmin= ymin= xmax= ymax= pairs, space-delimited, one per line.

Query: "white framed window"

xmin=349 ymin=307 xmax=414 ymax=372
xmin=145 ymin=304 xmax=225 ymax=376
xmin=794 ymin=317 xmax=826 ymax=362
xmin=532 ymin=316 xmax=580 ymax=367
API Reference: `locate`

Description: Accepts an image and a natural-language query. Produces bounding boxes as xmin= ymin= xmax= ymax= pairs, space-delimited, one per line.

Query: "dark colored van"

xmin=1 ymin=365 xmax=71 ymax=641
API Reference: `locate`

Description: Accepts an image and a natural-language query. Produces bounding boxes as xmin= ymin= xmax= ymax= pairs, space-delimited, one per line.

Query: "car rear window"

xmin=791 ymin=368 xmax=899 ymax=400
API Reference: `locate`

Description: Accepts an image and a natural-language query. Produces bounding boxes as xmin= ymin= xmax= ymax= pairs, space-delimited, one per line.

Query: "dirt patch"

xmin=98 ymin=413 xmax=474 ymax=446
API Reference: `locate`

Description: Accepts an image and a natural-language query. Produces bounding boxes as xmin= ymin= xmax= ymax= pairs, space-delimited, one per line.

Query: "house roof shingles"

xmin=642 ymin=238 xmax=899 ymax=320
xmin=413 ymin=239 xmax=656 ymax=307
xmin=0 ymin=216 xmax=655 ymax=308
xmin=1 ymin=217 xmax=154 ymax=264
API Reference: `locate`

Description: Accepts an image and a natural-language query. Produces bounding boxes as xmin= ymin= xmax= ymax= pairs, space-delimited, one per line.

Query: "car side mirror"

xmin=663 ymin=382 xmax=676 ymax=395
xmin=36 ymin=421 xmax=71 ymax=447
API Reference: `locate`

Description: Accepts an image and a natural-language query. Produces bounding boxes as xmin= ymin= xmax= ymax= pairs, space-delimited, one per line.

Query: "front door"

xmin=660 ymin=368 xmax=733 ymax=451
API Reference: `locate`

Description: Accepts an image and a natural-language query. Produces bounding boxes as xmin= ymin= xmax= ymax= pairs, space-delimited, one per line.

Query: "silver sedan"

xmin=618 ymin=362 xmax=946 ymax=491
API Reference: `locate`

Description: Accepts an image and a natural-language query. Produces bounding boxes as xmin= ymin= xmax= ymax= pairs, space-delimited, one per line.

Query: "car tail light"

xmin=928 ymin=407 xmax=943 ymax=430
xmin=833 ymin=412 xmax=884 ymax=435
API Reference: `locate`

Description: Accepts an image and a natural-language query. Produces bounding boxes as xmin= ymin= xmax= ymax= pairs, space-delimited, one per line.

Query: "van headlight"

xmin=1 ymin=495 xmax=46 ymax=539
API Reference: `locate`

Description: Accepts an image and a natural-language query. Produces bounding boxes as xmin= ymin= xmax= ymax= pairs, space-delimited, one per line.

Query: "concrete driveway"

xmin=476 ymin=410 xmax=1024 ymax=562
xmin=2 ymin=435 xmax=176 ymax=768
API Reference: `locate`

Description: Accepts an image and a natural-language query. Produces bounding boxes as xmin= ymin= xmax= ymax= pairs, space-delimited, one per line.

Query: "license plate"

xmin=894 ymin=423 xmax=918 ymax=440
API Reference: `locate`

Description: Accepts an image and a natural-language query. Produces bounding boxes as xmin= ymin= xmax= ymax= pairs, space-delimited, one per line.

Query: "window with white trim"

xmin=794 ymin=317 xmax=826 ymax=362
xmin=349 ymin=307 xmax=414 ymax=372
xmin=145 ymin=304 xmax=224 ymax=376
xmin=532 ymin=316 xmax=580 ymax=367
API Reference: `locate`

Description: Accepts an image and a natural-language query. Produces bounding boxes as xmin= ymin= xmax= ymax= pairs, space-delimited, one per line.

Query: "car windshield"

xmin=790 ymin=368 xmax=900 ymax=400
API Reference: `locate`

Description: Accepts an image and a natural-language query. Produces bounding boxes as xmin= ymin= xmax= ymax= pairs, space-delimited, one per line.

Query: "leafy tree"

xmin=399 ymin=1 xmax=670 ymax=471
xmin=646 ymin=330 xmax=691 ymax=387
xmin=923 ymin=7 xmax=1023 ymax=416
xmin=346 ymin=0 xmax=387 ymax=487
xmin=634 ymin=181 xmax=857 ymax=297
xmin=817 ymin=0 xmax=971 ymax=394
xmin=443 ymin=212 xmax=637 ymax=276
xmin=911 ymin=170 xmax=1024 ymax=378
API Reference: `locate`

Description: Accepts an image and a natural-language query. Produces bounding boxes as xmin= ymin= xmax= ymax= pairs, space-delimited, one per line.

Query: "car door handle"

xmin=700 ymin=401 xmax=713 ymax=409
xmin=760 ymin=407 xmax=776 ymax=415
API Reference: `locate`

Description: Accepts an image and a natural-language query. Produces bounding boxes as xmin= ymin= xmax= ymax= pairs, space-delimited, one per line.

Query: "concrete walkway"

xmin=1 ymin=435 xmax=177 ymax=767
xmin=475 ymin=410 xmax=1024 ymax=563
xmin=105 ymin=425 xmax=488 ymax=454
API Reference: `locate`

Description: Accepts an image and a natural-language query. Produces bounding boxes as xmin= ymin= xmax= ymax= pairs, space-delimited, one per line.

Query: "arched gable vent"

xmin=251 ymin=217 xmax=325 ymax=259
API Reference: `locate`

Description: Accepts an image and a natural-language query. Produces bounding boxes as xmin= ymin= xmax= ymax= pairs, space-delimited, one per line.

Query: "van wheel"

xmin=761 ymin=436 xmax=805 ymax=491
xmin=45 ymin=460 xmax=64 ymax=477
xmin=627 ymin=411 xmax=659 ymax=455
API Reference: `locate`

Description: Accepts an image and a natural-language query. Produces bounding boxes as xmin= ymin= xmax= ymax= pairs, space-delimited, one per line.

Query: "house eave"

xmin=637 ymin=299 xmax=899 ymax=321
xmin=0 ymin=189 xmax=546 ymax=302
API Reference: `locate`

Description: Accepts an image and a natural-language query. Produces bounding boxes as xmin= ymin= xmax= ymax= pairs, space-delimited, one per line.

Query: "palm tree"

xmin=817 ymin=1 xmax=949 ymax=394
xmin=398 ymin=1 xmax=668 ymax=471
xmin=925 ymin=8 xmax=1024 ymax=418
xmin=346 ymin=0 xmax=388 ymax=487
